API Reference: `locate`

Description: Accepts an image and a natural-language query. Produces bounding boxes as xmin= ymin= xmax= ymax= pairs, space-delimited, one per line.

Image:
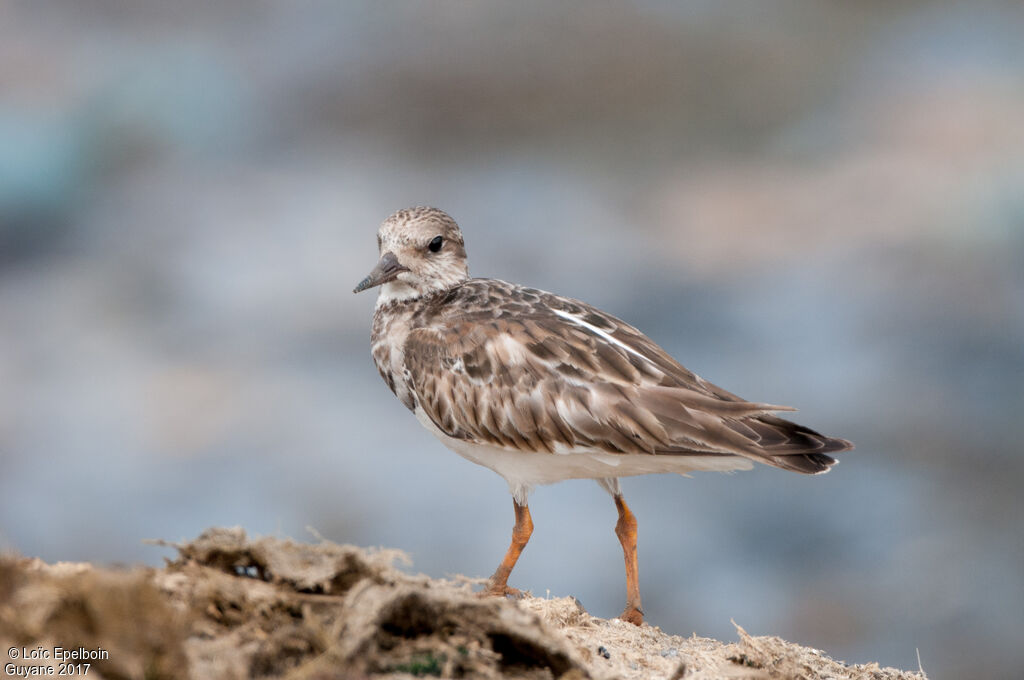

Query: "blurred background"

xmin=1 ymin=1 xmax=1022 ymax=677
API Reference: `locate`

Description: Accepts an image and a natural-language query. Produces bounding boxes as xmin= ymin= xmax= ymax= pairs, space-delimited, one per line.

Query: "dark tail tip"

xmin=823 ymin=436 xmax=855 ymax=454
xmin=772 ymin=452 xmax=837 ymax=474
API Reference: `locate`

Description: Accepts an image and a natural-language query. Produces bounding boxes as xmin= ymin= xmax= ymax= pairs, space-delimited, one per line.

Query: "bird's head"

xmin=353 ymin=207 xmax=470 ymax=302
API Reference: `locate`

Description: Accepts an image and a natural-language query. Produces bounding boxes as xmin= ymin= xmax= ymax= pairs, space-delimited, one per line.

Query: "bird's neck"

xmin=375 ymin=276 xmax=468 ymax=308
xmin=375 ymin=280 xmax=420 ymax=307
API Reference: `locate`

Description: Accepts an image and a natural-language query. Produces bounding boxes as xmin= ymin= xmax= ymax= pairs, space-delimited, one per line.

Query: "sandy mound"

xmin=0 ymin=528 xmax=925 ymax=679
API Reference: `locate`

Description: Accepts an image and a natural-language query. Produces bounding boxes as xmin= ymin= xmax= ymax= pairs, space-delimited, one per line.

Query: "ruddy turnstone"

xmin=354 ymin=206 xmax=852 ymax=626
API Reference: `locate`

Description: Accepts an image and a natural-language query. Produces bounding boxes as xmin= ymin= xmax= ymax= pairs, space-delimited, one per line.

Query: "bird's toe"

xmin=480 ymin=583 xmax=527 ymax=600
xmin=619 ymin=606 xmax=644 ymax=626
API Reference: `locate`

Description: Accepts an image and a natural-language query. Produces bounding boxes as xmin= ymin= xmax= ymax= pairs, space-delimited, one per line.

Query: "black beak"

xmin=353 ymin=252 xmax=409 ymax=293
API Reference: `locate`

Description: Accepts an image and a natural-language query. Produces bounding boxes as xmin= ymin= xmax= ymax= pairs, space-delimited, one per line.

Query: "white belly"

xmin=413 ymin=405 xmax=752 ymax=503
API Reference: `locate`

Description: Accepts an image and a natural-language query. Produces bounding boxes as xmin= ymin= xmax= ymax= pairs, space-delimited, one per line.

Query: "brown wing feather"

xmin=404 ymin=280 xmax=852 ymax=473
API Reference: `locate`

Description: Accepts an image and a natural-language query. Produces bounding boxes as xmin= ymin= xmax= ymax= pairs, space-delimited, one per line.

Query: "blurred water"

xmin=2 ymin=2 xmax=1023 ymax=678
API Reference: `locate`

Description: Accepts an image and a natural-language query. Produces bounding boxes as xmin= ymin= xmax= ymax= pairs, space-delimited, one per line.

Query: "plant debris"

xmin=0 ymin=528 xmax=926 ymax=680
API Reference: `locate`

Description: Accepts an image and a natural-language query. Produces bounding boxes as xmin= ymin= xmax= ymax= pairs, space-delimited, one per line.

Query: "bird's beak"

xmin=353 ymin=252 xmax=409 ymax=293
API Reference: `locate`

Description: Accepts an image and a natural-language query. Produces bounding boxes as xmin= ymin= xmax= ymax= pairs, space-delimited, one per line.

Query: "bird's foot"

xmin=619 ymin=606 xmax=644 ymax=626
xmin=480 ymin=582 xmax=527 ymax=600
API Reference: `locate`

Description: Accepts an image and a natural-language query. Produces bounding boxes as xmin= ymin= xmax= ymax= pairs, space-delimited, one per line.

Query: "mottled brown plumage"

xmin=392 ymin=279 xmax=850 ymax=473
xmin=355 ymin=206 xmax=852 ymax=626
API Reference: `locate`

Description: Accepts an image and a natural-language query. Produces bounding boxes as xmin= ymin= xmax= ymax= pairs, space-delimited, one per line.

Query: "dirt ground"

xmin=0 ymin=528 xmax=926 ymax=679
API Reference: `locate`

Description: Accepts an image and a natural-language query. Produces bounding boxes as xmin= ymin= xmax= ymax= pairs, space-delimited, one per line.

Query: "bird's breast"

xmin=371 ymin=307 xmax=417 ymax=411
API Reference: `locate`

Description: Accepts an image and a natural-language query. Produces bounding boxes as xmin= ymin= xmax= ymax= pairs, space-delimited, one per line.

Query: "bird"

xmin=353 ymin=206 xmax=852 ymax=626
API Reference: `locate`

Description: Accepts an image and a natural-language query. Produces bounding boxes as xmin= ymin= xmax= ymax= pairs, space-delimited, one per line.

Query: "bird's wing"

xmin=404 ymin=282 xmax=851 ymax=473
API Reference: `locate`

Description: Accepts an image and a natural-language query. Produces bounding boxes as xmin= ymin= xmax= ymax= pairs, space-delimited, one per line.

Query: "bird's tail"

xmin=727 ymin=414 xmax=854 ymax=475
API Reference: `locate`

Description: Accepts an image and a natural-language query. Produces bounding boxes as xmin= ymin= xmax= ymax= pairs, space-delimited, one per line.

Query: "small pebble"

xmin=597 ymin=645 xmax=610 ymax=659
xmin=660 ymin=647 xmax=679 ymax=658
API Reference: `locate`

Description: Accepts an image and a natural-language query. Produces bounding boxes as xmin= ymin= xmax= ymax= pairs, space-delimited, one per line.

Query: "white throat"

xmin=375 ymin=280 xmax=420 ymax=307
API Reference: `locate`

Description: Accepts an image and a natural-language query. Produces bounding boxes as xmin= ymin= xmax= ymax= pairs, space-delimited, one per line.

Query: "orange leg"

xmin=483 ymin=499 xmax=533 ymax=598
xmin=614 ymin=494 xmax=644 ymax=625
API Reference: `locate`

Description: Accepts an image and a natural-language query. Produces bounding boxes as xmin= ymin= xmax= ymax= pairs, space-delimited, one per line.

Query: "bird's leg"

xmin=614 ymin=494 xmax=644 ymax=625
xmin=482 ymin=499 xmax=533 ymax=599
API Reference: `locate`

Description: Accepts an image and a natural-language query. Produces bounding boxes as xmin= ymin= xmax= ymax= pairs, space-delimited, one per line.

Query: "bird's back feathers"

xmin=384 ymin=279 xmax=852 ymax=474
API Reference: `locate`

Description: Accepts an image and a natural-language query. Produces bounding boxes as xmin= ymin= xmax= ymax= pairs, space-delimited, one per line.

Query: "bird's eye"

xmin=428 ymin=235 xmax=443 ymax=253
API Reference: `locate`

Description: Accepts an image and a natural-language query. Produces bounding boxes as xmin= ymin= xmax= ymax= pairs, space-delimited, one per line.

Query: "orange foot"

xmin=480 ymin=583 xmax=527 ymax=599
xmin=620 ymin=607 xmax=644 ymax=626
